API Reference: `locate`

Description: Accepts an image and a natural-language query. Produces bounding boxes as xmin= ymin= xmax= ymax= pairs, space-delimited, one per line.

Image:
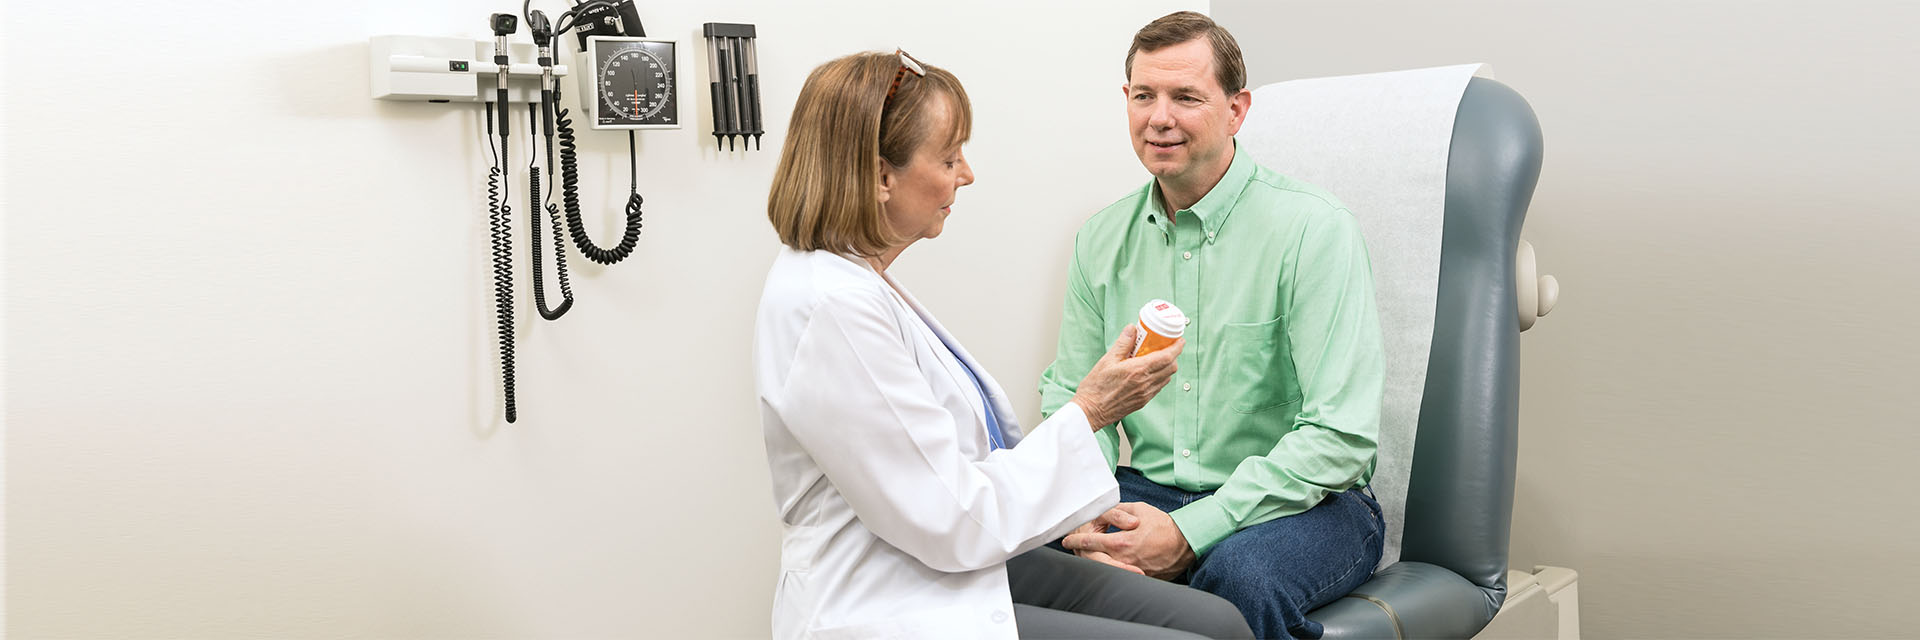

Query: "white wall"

xmin=1213 ymin=1 xmax=1920 ymax=638
xmin=2 ymin=1 xmax=1201 ymax=637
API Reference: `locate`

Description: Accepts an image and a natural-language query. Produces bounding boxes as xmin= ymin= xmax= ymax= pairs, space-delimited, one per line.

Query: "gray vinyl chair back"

xmin=1308 ymin=76 xmax=1544 ymax=640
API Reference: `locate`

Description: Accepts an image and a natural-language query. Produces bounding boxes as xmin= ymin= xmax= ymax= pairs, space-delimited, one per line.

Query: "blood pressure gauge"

xmin=583 ymin=36 xmax=680 ymax=130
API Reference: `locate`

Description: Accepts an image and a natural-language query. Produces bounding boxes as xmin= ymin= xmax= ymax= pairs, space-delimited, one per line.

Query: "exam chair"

xmin=1240 ymin=72 xmax=1567 ymax=639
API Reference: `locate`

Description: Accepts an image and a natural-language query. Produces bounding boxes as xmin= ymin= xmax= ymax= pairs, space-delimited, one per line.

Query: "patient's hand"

xmin=1063 ymin=502 xmax=1195 ymax=581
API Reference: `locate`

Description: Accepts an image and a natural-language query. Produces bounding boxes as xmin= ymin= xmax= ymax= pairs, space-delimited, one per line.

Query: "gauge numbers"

xmin=586 ymin=37 xmax=679 ymax=130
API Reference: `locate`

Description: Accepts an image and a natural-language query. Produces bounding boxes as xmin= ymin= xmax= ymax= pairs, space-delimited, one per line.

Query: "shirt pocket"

xmin=1220 ymin=316 xmax=1302 ymax=414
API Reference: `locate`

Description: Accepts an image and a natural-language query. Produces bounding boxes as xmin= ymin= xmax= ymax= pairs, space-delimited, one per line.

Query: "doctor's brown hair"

xmin=768 ymin=51 xmax=973 ymax=257
xmin=1125 ymin=11 xmax=1246 ymax=96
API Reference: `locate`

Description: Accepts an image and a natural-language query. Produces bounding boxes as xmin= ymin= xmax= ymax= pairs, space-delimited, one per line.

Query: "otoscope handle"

xmin=540 ymin=91 xmax=555 ymax=137
xmin=496 ymin=73 xmax=511 ymax=133
xmin=493 ymin=31 xmax=511 ymax=138
xmin=494 ymin=50 xmax=510 ymax=89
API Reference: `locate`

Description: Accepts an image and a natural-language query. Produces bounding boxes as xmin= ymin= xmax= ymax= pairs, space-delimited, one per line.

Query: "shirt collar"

xmin=1146 ymin=141 xmax=1254 ymax=244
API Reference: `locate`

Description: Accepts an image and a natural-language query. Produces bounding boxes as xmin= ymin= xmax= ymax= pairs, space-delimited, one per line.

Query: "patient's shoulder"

xmin=1079 ymin=181 xmax=1155 ymax=229
xmin=1244 ymin=163 xmax=1350 ymax=218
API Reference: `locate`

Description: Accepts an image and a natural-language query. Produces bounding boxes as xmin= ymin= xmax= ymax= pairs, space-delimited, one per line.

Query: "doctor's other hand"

xmin=1067 ymin=506 xmax=1144 ymax=574
xmin=1071 ymin=324 xmax=1183 ymax=430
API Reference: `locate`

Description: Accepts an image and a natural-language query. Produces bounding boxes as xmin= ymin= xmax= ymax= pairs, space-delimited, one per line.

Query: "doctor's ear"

xmin=876 ymin=157 xmax=895 ymax=203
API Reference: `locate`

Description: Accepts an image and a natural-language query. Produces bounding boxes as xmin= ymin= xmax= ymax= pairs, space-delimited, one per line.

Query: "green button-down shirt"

xmin=1039 ymin=142 xmax=1385 ymax=555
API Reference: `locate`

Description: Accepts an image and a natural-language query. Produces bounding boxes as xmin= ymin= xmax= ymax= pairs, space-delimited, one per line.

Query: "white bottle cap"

xmin=1138 ymin=299 xmax=1186 ymax=339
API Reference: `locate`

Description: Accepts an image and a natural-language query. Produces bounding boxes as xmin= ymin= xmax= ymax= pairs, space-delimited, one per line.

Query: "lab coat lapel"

xmin=872 ymin=268 xmax=1004 ymax=446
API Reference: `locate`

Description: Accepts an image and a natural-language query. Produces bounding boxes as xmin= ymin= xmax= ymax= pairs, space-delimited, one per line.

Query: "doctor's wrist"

xmin=1068 ymin=398 xmax=1113 ymax=432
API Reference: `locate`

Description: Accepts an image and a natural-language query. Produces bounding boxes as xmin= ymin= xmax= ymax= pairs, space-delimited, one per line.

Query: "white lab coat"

xmin=753 ymin=248 xmax=1120 ymax=640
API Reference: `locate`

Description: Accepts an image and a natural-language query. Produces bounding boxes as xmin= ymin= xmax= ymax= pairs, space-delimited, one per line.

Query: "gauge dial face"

xmin=596 ymin=41 xmax=676 ymax=127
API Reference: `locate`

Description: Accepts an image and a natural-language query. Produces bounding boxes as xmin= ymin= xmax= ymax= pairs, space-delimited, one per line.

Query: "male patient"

xmin=1038 ymin=11 xmax=1387 ymax=639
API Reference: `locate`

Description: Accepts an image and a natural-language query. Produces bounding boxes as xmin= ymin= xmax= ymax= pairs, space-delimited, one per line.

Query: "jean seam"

xmin=1303 ymin=527 xmax=1378 ymax=606
xmin=1299 ymin=493 xmax=1381 ymax=606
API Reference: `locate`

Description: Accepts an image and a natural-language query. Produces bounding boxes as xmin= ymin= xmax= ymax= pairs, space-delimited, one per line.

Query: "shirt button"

xmin=1207 ymin=231 xmax=1216 ymax=240
xmin=1183 ymin=251 xmax=1192 ymax=260
xmin=1182 ymin=382 xmax=1192 ymax=392
xmin=991 ymin=611 xmax=1008 ymax=623
xmin=1182 ymin=449 xmax=1193 ymax=457
xmin=1184 ymin=317 xmax=1192 ymax=326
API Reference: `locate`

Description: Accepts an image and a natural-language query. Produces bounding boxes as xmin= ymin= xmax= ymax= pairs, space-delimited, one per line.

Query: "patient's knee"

xmin=1176 ymin=590 xmax=1255 ymax=640
xmin=1192 ymin=553 xmax=1287 ymax=605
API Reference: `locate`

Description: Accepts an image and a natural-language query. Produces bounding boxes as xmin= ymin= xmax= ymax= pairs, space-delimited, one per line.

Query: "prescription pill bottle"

xmin=1132 ymin=299 xmax=1186 ymax=357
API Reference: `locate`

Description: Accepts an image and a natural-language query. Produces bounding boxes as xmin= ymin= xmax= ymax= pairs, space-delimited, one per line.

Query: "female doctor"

xmin=753 ymin=50 xmax=1255 ymax=640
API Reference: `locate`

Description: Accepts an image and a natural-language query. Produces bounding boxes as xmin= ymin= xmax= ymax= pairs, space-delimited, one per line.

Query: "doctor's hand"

xmin=1071 ymin=324 xmax=1183 ymax=430
xmin=1066 ymin=506 xmax=1145 ymax=575
xmin=1062 ymin=502 xmax=1196 ymax=581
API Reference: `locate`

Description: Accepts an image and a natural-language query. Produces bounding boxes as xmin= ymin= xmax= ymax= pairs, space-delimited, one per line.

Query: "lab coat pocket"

xmin=774 ymin=526 xmax=818 ymax=635
xmin=781 ymin=524 xmax=819 ymax=573
xmin=774 ymin=568 xmax=811 ymax=614
xmin=1221 ymin=316 xmax=1301 ymax=414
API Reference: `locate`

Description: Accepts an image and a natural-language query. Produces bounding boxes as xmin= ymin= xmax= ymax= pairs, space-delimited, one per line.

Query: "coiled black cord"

xmin=527 ymin=103 xmax=574 ymax=321
xmin=485 ymin=101 xmax=517 ymax=423
xmin=555 ymin=102 xmax=644 ymax=265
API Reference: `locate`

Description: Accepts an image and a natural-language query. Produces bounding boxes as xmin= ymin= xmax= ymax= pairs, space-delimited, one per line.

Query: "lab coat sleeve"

xmin=774 ymin=287 xmax=1119 ymax=573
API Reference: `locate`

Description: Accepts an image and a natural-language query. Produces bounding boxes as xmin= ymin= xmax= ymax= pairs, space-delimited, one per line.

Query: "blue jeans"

xmin=1117 ymin=467 xmax=1385 ymax=640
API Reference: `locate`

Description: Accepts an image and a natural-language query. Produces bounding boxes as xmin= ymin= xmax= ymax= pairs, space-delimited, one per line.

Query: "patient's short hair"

xmin=768 ymin=51 xmax=973 ymax=257
xmin=1125 ymin=11 xmax=1247 ymax=96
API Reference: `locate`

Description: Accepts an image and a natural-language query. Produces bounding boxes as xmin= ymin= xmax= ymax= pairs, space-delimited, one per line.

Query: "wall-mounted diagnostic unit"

xmin=368 ymin=0 xmax=684 ymax=424
xmin=368 ymin=3 xmax=771 ymax=424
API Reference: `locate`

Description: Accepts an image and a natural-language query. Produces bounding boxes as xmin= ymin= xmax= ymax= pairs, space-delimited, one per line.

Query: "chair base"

xmin=1474 ymin=566 xmax=1580 ymax=640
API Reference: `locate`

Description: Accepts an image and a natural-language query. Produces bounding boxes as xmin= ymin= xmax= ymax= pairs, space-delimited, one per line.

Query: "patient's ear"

xmin=876 ymin=157 xmax=894 ymax=204
xmin=1226 ymin=89 xmax=1252 ymax=135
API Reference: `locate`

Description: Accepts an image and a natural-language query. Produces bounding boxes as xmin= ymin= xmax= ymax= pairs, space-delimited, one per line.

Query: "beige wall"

xmin=1213 ymin=1 xmax=1920 ymax=638
xmin=2 ymin=1 xmax=1199 ymax=637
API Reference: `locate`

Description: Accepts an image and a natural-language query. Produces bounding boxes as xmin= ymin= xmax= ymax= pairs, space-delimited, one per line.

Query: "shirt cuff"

xmin=1168 ymin=495 xmax=1236 ymax=556
xmin=1054 ymin=401 xmax=1090 ymax=433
